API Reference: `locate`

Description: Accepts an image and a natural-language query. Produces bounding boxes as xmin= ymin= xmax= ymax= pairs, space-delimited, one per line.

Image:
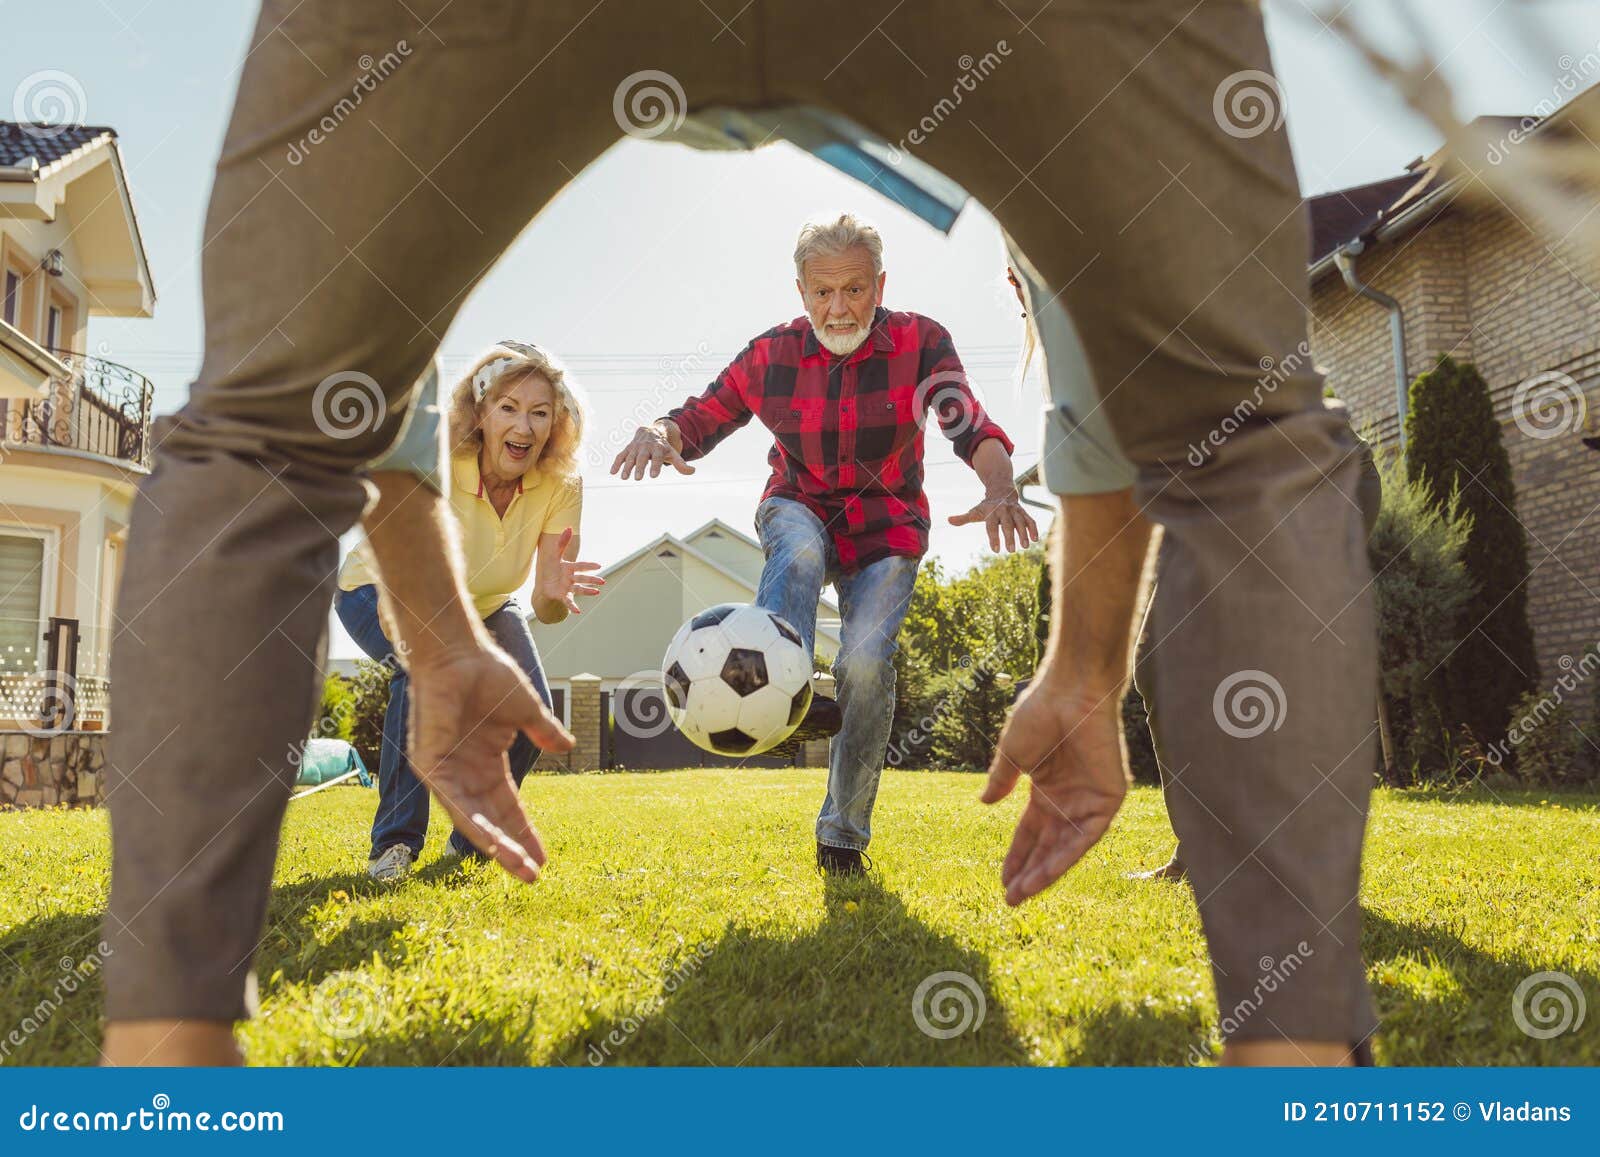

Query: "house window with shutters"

xmin=0 ymin=529 xmax=52 ymax=682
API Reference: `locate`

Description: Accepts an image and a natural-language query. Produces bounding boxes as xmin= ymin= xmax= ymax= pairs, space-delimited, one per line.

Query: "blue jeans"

xmin=754 ymin=498 xmax=920 ymax=851
xmin=334 ymin=584 xmax=552 ymax=859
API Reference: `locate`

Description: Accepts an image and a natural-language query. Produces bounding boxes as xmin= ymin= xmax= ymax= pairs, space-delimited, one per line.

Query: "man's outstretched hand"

xmin=949 ymin=488 xmax=1040 ymax=553
xmin=980 ymin=678 xmax=1128 ymax=906
xmin=610 ymin=421 xmax=695 ymax=480
xmin=407 ymin=642 xmax=574 ymax=882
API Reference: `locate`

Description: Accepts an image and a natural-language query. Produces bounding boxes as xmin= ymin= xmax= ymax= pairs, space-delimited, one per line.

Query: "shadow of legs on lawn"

xmin=0 ymin=911 xmax=113 ymax=1065
xmin=553 ymin=875 xmax=1028 ymax=1066
xmin=1363 ymin=907 xmax=1599 ymax=1064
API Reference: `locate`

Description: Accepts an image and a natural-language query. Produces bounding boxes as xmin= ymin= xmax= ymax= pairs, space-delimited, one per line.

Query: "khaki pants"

xmin=106 ymin=0 xmax=1378 ymax=1049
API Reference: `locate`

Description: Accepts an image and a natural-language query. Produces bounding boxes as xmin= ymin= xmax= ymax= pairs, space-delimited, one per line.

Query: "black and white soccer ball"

xmin=661 ymin=604 xmax=813 ymax=757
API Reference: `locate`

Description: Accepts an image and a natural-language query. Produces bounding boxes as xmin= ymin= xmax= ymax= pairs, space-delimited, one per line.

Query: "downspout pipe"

xmin=1333 ymin=240 xmax=1409 ymax=450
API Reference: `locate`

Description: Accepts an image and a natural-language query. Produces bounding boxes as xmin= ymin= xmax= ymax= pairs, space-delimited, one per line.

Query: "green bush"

xmin=890 ymin=547 xmax=1044 ymax=769
xmin=346 ymin=658 xmax=398 ymax=774
xmin=314 ymin=675 xmax=357 ymax=744
xmin=1367 ymin=447 xmax=1477 ymax=779
xmin=1500 ymin=689 xmax=1586 ymax=786
xmin=1405 ymin=356 xmax=1539 ymax=747
xmin=925 ymin=657 xmax=1014 ymax=770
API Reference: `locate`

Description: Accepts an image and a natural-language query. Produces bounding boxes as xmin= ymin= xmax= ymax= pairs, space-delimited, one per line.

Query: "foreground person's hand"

xmin=980 ymin=677 xmax=1128 ymax=906
xmin=407 ymin=641 xmax=573 ymax=882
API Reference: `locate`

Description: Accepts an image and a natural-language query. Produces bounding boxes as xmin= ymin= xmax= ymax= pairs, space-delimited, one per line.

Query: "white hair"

xmin=793 ymin=212 xmax=884 ymax=280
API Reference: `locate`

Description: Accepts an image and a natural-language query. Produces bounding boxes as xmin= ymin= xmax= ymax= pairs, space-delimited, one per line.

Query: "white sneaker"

xmin=367 ymin=844 xmax=415 ymax=882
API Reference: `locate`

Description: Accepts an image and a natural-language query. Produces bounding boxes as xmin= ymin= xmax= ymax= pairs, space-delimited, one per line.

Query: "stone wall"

xmin=1 ymin=731 xmax=108 ymax=808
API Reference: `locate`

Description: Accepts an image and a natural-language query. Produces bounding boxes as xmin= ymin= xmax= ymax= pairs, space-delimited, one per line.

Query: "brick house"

xmin=1306 ymin=84 xmax=1600 ymax=711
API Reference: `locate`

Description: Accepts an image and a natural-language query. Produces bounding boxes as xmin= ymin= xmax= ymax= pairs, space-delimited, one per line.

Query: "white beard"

xmin=815 ymin=320 xmax=871 ymax=357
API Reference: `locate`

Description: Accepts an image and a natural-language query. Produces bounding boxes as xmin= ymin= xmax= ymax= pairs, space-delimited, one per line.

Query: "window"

xmin=1 ymin=238 xmax=37 ymax=338
xmin=45 ymin=283 xmax=77 ymax=352
xmin=0 ymin=531 xmax=51 ymax=677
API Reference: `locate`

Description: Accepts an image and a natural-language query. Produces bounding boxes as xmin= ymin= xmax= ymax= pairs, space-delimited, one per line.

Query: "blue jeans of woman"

xmin=334 ymin=583 xmax=551 ymax=859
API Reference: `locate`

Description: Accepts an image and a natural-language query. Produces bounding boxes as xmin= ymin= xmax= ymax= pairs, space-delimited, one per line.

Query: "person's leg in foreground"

xmin=96 ymin=0 xmax=756 ymax=1064
xmin=759 ymin=0 xmax=1379 ymax=1062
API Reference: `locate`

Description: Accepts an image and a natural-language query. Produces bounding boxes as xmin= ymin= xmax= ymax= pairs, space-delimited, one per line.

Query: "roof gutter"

xmin=1372 ymin=178 xmax=1461 ymax=246
xmin=1333 ymin=240 xmax=1409 ymax=450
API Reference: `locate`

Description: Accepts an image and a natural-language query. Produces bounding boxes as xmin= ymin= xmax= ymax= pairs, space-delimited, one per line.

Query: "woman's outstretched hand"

xmin=537 ymin=526 xmax=605 ymax=615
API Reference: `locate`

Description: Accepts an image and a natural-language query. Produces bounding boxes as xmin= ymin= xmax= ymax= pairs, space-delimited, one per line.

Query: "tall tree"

xmin=1404 ymin=356 xmax=1539 ymax=748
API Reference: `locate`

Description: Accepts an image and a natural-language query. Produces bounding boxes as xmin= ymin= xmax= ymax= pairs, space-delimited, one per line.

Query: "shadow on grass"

xmin=548 ymin=875 xmax=1027 ymax=1066
xmin=0 ymin=910 xmax=109 ymax=1066
xmin=1381 ymin=785 xmax=1600 ymax=809
xmin=0 ymin=866 xmax=408 ymax=1066
xmin=1363 ymin=908 xmax=1599 ymax=1065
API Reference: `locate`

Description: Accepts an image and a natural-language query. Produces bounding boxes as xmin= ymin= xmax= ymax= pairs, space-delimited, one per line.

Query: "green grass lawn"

xmin=3 ymin=769 xmax=1598 ymax=1066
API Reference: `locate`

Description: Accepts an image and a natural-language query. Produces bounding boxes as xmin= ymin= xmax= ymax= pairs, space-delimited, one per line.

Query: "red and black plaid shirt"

xmin=665 ymin=307 xmax=1014 ymax=571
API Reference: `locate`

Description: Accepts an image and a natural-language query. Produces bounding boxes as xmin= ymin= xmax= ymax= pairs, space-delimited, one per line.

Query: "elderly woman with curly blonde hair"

xmin=336 ymin=341 xmax=601 ymax=880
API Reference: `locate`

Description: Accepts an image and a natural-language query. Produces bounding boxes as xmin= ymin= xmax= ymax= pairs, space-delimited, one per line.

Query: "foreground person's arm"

xmin=363 ymin=471 xmax=574 ymax=882
xmin=981 ymin=487 xmax=1150 ymax=905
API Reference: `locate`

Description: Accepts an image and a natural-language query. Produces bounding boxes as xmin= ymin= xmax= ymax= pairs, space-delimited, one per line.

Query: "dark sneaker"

xmin=788 ymin=693 xmax=842 ymax=746
xmin=816 ymin=842 xmax=873 ymax=877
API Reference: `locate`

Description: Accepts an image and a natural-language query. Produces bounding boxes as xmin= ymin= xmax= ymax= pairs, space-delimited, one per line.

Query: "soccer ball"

xmin=661 ymin=604 xmax=813 ymax=756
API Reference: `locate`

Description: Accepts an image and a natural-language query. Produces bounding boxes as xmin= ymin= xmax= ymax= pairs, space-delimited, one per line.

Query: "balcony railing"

xmin=0 ymin=616 xmax=110 ymax=730
xmin=2 ymin=348 xmax=154 ymax=469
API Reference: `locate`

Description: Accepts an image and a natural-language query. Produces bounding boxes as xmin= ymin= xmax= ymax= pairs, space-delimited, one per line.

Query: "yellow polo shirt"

xmin=339 ymin=452 xmax=583 ymax=620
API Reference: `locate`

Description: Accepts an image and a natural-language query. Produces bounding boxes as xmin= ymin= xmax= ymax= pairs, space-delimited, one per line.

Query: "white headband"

xmin=473 ymin=340 xmax=551 ymax=401
xmin=473 ymin=357 xmax=518 ymax=401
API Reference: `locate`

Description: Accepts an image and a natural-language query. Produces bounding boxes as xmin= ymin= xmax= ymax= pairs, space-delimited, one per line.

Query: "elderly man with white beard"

xmin=611 ymin=213 xmax=1036 ymax=875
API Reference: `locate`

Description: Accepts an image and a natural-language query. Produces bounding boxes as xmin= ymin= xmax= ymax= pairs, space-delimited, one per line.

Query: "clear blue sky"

xmin=6 ymin=1 xmax=1598 ymax=658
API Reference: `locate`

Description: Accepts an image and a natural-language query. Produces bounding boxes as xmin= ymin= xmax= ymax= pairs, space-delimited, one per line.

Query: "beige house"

xmin=532 ymin=518 xmax=839 ymax=768
xmin=0 ymin=121 xmax=155 ymax=752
